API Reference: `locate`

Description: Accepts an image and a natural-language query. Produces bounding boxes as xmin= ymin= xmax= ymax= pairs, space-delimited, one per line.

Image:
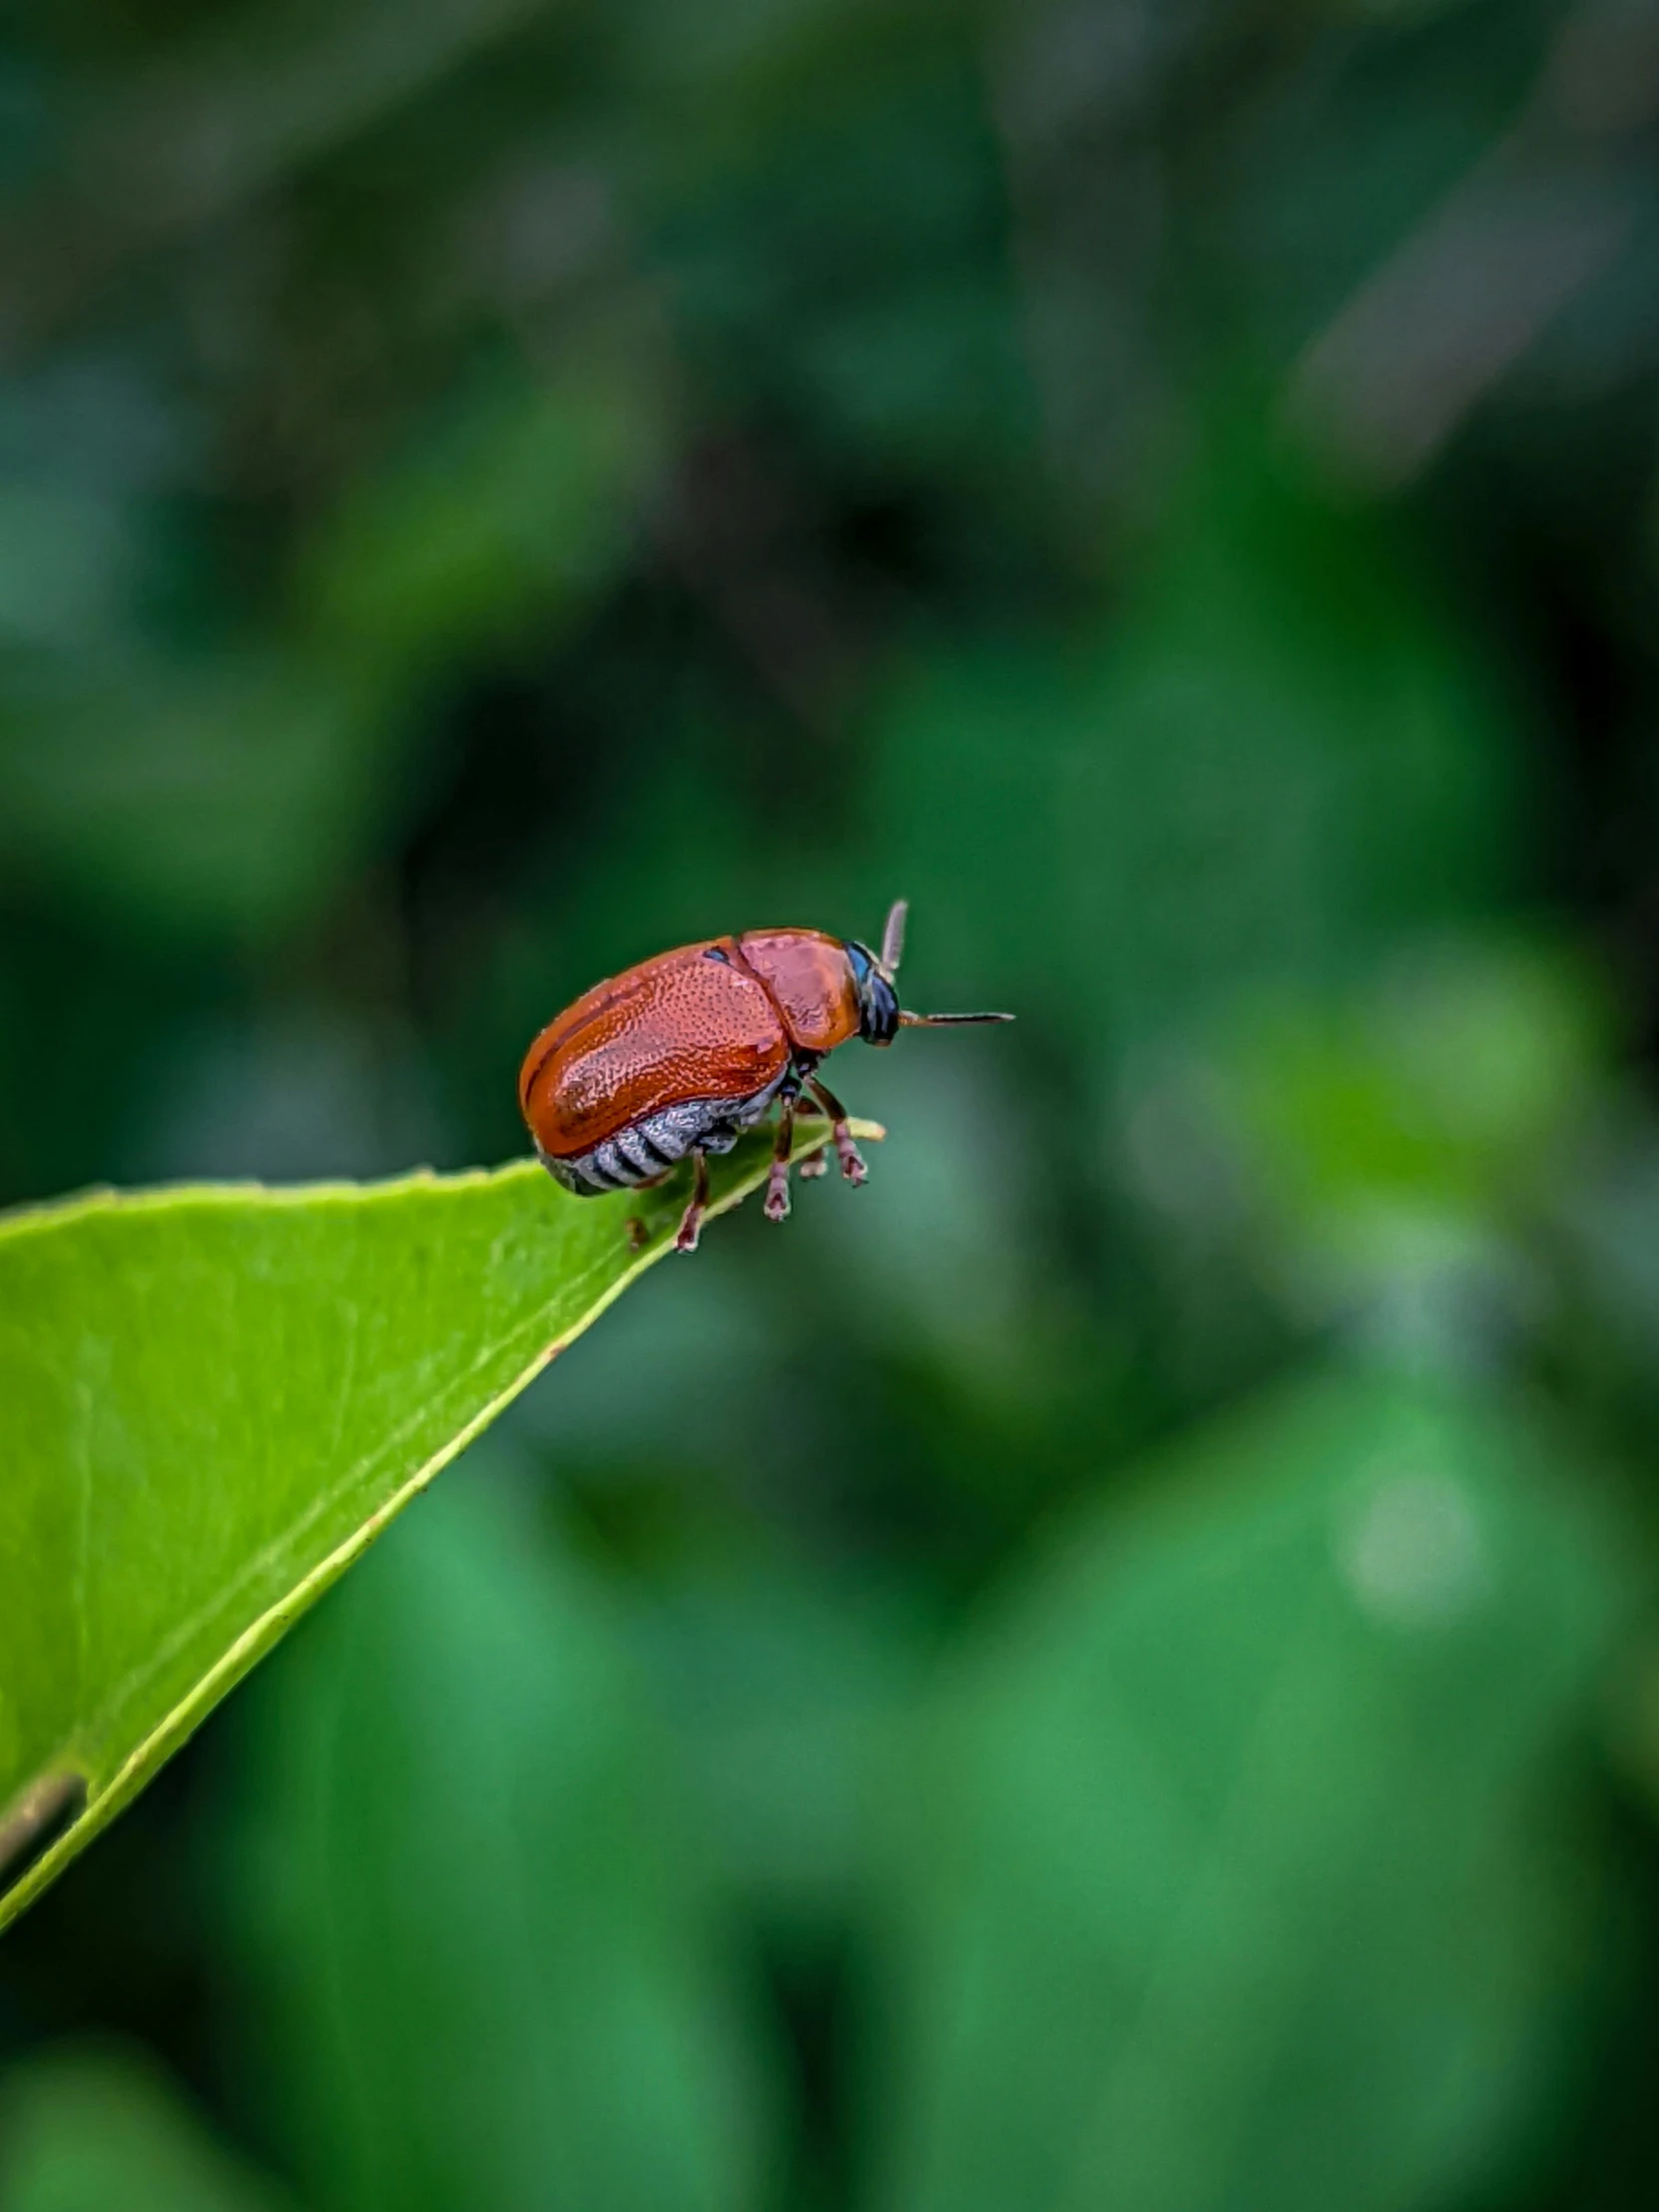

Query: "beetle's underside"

xmin=538 ymin=1061 xmax=870 ymax=1252
xmin=536 ymin=1071 xmax=789 ymax=1196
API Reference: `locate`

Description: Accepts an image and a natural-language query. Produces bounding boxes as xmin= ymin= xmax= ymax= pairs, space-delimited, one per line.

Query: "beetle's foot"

xmin=798 ymin=1146 xmax=830 ymax=1180
xmin=764 ymin=1162 xmax=792 ymax=1222
xmin=674 ymin=1205 xmax=705 ymax=1254
xmin=626 ymin=1215 xmax=652 ymax=1253
xmin=832 ymin=1120 xmax=866 ymax=1186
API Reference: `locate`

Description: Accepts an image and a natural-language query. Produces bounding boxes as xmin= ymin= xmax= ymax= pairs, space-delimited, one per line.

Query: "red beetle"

xmin=519 ymin=900 xmax=1011 ymax=1251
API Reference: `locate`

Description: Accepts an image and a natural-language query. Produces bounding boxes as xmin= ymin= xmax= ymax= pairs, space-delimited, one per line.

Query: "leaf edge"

xmin=0 ymin=1117 xmax=881 ymax=1934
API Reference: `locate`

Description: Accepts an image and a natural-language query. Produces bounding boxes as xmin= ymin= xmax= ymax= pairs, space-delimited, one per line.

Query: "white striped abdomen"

xmin=537 ymin=1072 xmax=788 ymax=1196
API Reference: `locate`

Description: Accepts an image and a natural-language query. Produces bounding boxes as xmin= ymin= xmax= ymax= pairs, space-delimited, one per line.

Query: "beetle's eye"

xmin=848 ymin=946 xmax=899 ymax=1046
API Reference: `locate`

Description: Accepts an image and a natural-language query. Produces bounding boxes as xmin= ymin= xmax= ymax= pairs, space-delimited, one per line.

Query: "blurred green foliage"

xmin=218 ymin=1471 xmax=775 ymax=2212
xmin=872 ymin=1373 xmax=1629 ymax=2212
xmin=0 ymin=2050 xmax=293 ymax=2212
xmin=5 ymin=0 xmax=1659 ymax=2207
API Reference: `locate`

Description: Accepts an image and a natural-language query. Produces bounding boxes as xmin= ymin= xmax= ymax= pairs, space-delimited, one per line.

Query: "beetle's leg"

xmin=805 ymin=1075 xmax=866 ymax=1186
xmin=791 ymin=1055 xmax=829 ymax=1177
xmin=623 ymin=1168 xmax=673 ymax=1253
xmin=765 ymin=1093 xmax=796 ymax=1223
xmin=675 ymin=1148 xmax=711 ymax=1254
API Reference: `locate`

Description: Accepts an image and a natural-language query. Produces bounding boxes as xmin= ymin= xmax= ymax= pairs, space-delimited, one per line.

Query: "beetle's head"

xmin=846 ymin=939 xmax=901 ymax=1046
xmin=846 ymin=900 xmax=1013 ymax=1047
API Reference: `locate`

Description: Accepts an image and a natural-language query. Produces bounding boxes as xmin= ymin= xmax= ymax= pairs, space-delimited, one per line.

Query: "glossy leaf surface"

xmin=0 ymin=1119 xmax=873 ymax=1932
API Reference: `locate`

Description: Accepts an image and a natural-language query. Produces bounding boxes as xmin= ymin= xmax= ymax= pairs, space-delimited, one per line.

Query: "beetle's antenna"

xmin=898 ymin=1009 xmax=1014 ymax=1026
xmin=880 ymin=898 xmax=907 ymax=975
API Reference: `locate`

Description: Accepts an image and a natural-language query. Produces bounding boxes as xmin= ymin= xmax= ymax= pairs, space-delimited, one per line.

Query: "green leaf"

xmin=0 ymin=2046 xmax=294 ymax=2212
xmin=0 ymin=1117 xmax=876 ymax=1935
xmin=215 ymin=1464 xmax=776 ymax=2212
xmin=868 ymin=1369 xmax=1634 ymax=2212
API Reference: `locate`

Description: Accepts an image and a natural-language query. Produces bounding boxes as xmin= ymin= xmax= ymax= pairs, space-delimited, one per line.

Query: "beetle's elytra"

xmin=518 ymin=900 xmax=1011 ymax=1252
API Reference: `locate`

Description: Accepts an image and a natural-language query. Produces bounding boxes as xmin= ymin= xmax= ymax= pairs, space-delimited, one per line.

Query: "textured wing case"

xmin=521 ymin=941 xmax=791 ymax=1192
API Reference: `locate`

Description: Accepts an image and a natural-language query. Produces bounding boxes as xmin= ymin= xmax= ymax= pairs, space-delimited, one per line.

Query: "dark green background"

xmin=5 ymin=0 xmax=1659 ymax=2206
